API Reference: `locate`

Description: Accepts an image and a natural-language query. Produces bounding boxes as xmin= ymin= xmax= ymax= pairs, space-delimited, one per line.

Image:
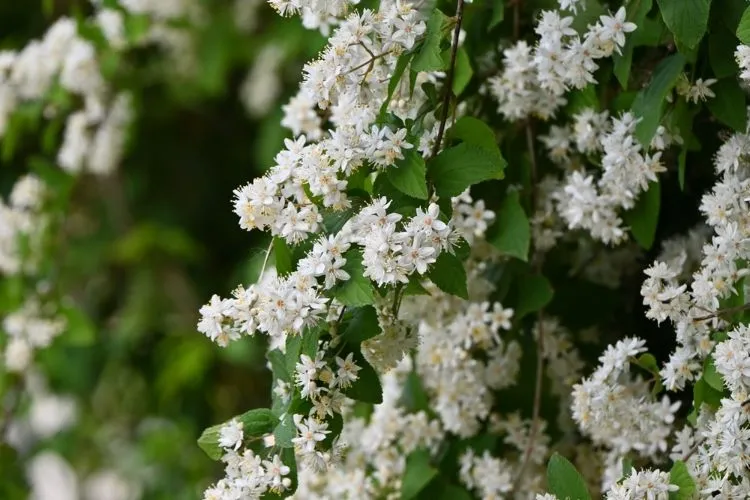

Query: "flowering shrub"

xmin=5 ymin=0 xmax=750 ymax=498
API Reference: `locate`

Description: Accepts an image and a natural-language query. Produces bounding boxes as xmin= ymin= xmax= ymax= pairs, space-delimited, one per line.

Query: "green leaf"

xmin=632 ymin=54 xmax=686 ymax=147
xmin=197 ymin=424 xmax=225 ymax=460
xmin=488 ymin=191 xmax=530 ymax=261
xmin=428 ymin=143 xmax=506 ymax=198
xmin=379 ymin=52 xmax=414 ymax=119
xmin=345 ymin=350 xmax=383 ymax=404
xmin=547 ymin=453 xmax=592 ymax=500
xmin=623 ymin=181 xmax=661 ymax=250
xmin=657 ymin=0 xmax=711 ymax=49
xmin=709 ymin=30 xmax=740 ymax=78
xmin=124 ymin=14 xmax=150 ymax=43
xmin=514 ymin=273 xmax=554 ymax=320
xmin=60 ymin=304 xmax=96 ymax=346
xmin=274 ymin=411 xmax=297 ymax=448
xmin=401 ymin=449 xmax=439 ymax=500
xmin=702 ymin=355 xmax=724 ymax=392
xmin=693 ymin=377 xmax=723 ymax=411
xmin=341 ymin=306 xmax=382 ymax=344
xmin=634 ymin=353 xmax=659 ymax=374
xmin=387 ymin=150 xmax=429 ymax=200
xmin=197 ymin=408 xmax=277 ymax=460
xmin=489 ymin=0 xmax=505 ymax=30
xmin=669 ymin=461 xmax=697 ymax=500
xmin=412 ymin=9 xmax=448 ymax=73
xmin=706 ymin=78 xmax=748 ymax=131
xmin=273 ymin=237 xmax=294 ymax=276
xmin=452 ymin=47 xmax=473 ymax=95
xmin=448 ymin=117 xmax=498 ymax=152
xmin=737 ymin=5 xmax=750 ymax=44
xmin=565 ymin=85 xmax=599 ymax=115
xmin=613 ymin=0 xmax=654 ymax=89
xmin=334 ymin=250 xmax=376 ymax=306
xmin=428 ymin=252 xmax=468 ymax=299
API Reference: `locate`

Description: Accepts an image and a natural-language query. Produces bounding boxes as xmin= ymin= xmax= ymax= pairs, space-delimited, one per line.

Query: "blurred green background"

xmin=0 ymin=1 xmax=325 ymax=497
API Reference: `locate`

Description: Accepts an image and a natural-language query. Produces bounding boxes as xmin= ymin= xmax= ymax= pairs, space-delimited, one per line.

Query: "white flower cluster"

xmin=459 ymin=449 xmax=514 ymax=498
xmin=640 ymin=124 xmax=750 ymax=392
xmin=571 ymin=338 xmax=681 ymax=478
xmin=3 ymin=297 xmax=66 ymax=373
xmin=605 ymin=469 xmax=678 ymax=500
xmin=292 ymin=360 xmax=443 ymax=498
xmin=488 ymin=8 xmax=635 ymax=121
xmin=205 ymin=420 xmax=293 ymax=498
xmin=0 ymin=14 xmax=133 ymax=175
xmin=415 ymin=297 xmax=518 ymax=436
xmin=267 ymin=0 xmax=358 ymax=34
xmin=552 ymin=111 xmax=668 ymax=245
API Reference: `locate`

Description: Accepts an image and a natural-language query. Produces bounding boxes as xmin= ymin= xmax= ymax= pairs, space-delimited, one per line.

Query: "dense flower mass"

xmin=5 ymin=0 xmax=750 ymax=498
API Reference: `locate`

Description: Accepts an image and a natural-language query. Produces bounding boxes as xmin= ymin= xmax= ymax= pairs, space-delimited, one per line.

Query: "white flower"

xmin=218 ymin=419 xmax=244 ymax=451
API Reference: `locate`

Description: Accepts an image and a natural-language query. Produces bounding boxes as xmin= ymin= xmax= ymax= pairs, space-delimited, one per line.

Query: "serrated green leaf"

xmin=702 ymin=355 xmax=724 ymax=392
xmin=632 ymin=54 xmax=686 ymax=147
xmin=428 ymin=252 xmax=468 ymax=299
xmin=448 ymin=117 xmax=498 ymax=152
xmin=514 ymin=273 xmax=553 ymax=320
xmin=342 ymin=306 xmax=382 ymax=344
xmin=197 ymin=423 xmax=224 ymax=460
xmin=693 ymin=377 xmax=723 ymax=412
xmin=737 ymin=5 xmax=750 ymax=44
xmin=547 ymin=453 xmax=592 ymax=500
xmin=274 ymin=411 xmax=297 ymax=448
xmin=669 ymin=461 xmax=697 ymax=500
xmin=635 ymin=353 xmax=659 ymax=374
xmin=412 ymin=9 xmax=448 ymax=73
xmin=198 ymin=408 xmax=277 ymax=460
xmin=706 ymin=78 xmax=748 ymax=132
xmin=334 ymin=250 xmax=376 ymax=306
xmin=387 ymin=150 xmax=428 ymax=200
xmin=344 ymin=350 xmax=383 ymax=404
xmin=452 ymin=47 xmax=473 ymax=95
xmin=428 ymin=143 xmax=506 ymax=198
xmin=488 ymin=191 xmax=530 ymax=261
xmin=613 ymin=0 xmax=653 ymax=89
xmin=623 ymin=181 xmax=661 ymax=250
xmin=401 ymin=449 xmax=438 ymax=500
xmin=273 ymin=237 xmax=294 ymax=276
xmin=657 ymin=0 xmax=711 ymax=50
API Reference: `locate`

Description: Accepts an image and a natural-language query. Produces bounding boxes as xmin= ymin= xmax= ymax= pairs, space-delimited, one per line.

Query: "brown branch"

xmin=513 ymin=121 xmax=545 ymax=493
xmin=429 ymin=0 xmax=466 ymax=159
xmin=692 ymin=303 xmax=750 ymax=322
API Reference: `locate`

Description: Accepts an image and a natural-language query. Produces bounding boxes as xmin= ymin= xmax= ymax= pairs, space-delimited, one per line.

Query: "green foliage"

xmin=706 ymin=78 xmax=748 ymax=131
xmin=514 ymin=273 xmax=554 ymax=320
xmin=412 ymin=9 xmax=449 ymax=72
xmin=428 ymin=143 xmax=506 ymax=198
xmin=547 ymin=453 xmax=592 ymax=500
xmin=428 ymin=251 xmax=469 ymax=299
xmin=387 ymin=150 xmax=429 ymax=200
xmin=657 ymin=0 xmax=712 ymax=50
xmin=334 ymin=250 xmax=377 ymax=306
xmin=613 ymin=0 xmax=654 ymax=89
xmin=632 ymin=54 xmax=686 ymax=147
xmin=623 ymin=181 xmax=661 ymax=250
xmin=401 ymin=449 xmax=439 ymax=500
xmin=488 ymin=191 xmax=530 ymax=261
xmin=669 ymin=461 xmax=697 ymax=500
xmin=736 ymin=5 xmax=750 ymax=44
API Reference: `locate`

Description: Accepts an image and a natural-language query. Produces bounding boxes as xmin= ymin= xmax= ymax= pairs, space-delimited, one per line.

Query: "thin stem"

xmin=259 ymin=239 xmax=274 ymax=281
xmin=513 ymin=315 xmax=545 ymax=492
xmin=692 ymin=302 xmax=750 ymax=322
xmin=346 ymin=50 xmax=393 ymax=75
xmin=430 ymin=0 xmax=466 ymax=159
xmin=513 ymin=120 xmax=544 ymax=493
